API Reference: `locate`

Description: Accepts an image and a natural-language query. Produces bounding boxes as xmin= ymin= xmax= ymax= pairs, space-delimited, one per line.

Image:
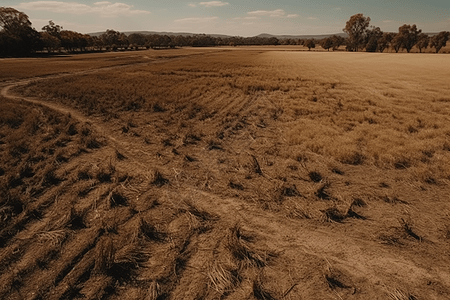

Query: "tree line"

xmin=339 ymin=13 xmax=449 ymax=53
xmin=1 ymin=7 xmax=449 ymax=57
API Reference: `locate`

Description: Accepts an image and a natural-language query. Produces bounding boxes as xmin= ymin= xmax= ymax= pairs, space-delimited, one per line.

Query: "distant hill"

xmin=89 ymin=30 xmax=444 ymax=40
xmin=88 ymin=31 xmax=349 ymax=40
xmin=256 ymin=33 xmax=347 ymax=40
xmin=88 ymin=31 xmax=231 ymax=38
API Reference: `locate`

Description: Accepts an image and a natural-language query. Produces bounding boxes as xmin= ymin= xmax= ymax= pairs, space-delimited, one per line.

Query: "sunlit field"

xmin=0 ymin=48 xmax=221 ymax=82
xmin=2 ymin=48 xmax=450 ymax=299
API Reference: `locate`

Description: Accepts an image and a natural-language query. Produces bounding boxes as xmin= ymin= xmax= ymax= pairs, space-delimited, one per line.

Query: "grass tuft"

xmin=252 ymin=274 xmax=277 ymax=300
xmin=107 ymin=189 xmax=128 ymax=208
xmin=315 ymin=181 xmax=332 ymax=200
xmin=206 ymin=262 xmax=240 ymax=295
xmin=226 ymin=224 xmax=272 ymax=268
xmin=399 ymin=218 xmax=422 ymax=241
xmin=387 ymin=288 xmax=418 ymax=300
xmin=308 ymin=171 xmax=323 ymax=183
xmin=93 ymin=237 xmax=115 ymax=275
xmin=145 ymin=281 xmax=162 ymax=300
xmin=151 ymin=170 xmax=169 ymax=187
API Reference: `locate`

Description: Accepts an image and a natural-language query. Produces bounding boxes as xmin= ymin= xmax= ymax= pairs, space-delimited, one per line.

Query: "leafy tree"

xmin=343 ymin=13 xmax=371 ymax=52
xmin=305 ymin=39 xmax=315 ymax=51
xmin=377 ymin=32 xmax=395 ymax=53
xmin=365 ymin=26 xmax=383 ymax=52
xmin=416 ymin=33 xmax=429 ymax=53
xmin=331 ymin=35 xmax=345 ymax=51
xmin=60 ymin=30 xmax=89 ymax=52
xmin=40 ymin=31 xmax=60 ymax=52
xmin=0 ymin=7 xmax=40 ymax=56
xmin=128 ymin=33 xmax=145 ymax=49
xmin=430 ymin=31 xmax=449 ymax=53
xmin=320 ymin=37 xmax=333 ymax=51
xmin=391 ymin=34 xmax=403 ymax=53
xmin=0 ymin=7 xmax=31 ymax=34
xmin=42 ymin=20 xmax=62 ymax=39
xmin=101 ymin=29 xmax=120 ymax=50
xmin=396 ymin=24 xmax=422 ymax=53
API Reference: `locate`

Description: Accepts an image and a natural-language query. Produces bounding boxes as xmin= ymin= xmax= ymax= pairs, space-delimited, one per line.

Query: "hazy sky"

xmin=3 ymin=0 xmax=450 ymax=36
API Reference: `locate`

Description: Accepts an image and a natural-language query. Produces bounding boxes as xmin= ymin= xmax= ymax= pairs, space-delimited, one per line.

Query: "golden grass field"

xmin=1 ymin=47 xmax=450 ymax=299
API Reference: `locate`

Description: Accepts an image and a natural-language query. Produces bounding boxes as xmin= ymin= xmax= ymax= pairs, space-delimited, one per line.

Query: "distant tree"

xmin=60 ymin=30 xmax=89 ymax=52
xmin=396 ymin=24 xmax=422 ymax=53
xmin=118 ymin=33 xmax=129 ymax=49
xmin=343 ymin=13 xmax=371 ymax=51
xmin=128 ymin=33 xmax=145 ymax=49
xmin=101 ymin=29 xmax=120 ymax=50
xmin=331 ymin=35 xmax=345 ymax=51
xmin=377 ymin=32 xmax=395 ymax=53
xmin=365 ymin=26 xmax=383 ymax=52
xmin=430 ymin=31 xmax=449 ymax=53
xmin=391 ymin=34 xmax=403 ymax=53
xmin=416 ymin=33 xmax=429 ymax=53
xmin=40 ymin=31 xmax=60 ymax=52
xmin=305 ymin=39 xmax=315 ymax=51
xmin=42 ymin=20 xmax=62 ymax=39
xmin=320 ymin=37 xmax=333 ymax=51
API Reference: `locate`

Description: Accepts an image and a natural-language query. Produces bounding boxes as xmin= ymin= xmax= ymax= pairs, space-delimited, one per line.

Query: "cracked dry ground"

xmin=1 ymin=48 xmax=450 ymax=299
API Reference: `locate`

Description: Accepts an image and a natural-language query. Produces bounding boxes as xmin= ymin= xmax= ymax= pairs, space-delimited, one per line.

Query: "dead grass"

xmin=388 ymin=288 xmax=418 ymax=300
xmin=2 ymin=48 xmax=450 ymax=299
xmin=226 ymin=224 xmax=274 ymax=268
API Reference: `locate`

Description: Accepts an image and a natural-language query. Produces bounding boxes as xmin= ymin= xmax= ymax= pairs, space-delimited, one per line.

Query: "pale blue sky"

xmin=3 ymin=0 xmax=449 ymax=36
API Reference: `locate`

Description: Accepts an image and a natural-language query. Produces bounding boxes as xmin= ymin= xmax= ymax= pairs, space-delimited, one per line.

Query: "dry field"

xmin=1 ymin=47 xmax=450 ymax=300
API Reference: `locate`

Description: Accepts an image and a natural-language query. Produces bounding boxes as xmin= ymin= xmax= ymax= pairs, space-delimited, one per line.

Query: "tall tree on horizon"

xmin=0 ymin=7 xmax=41 ymax=56
xmin=343 ymin=13 xmax=371 ymax=52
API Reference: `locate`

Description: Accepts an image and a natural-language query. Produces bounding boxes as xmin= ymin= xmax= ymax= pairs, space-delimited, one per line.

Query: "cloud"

xmin=232 ymin=16 xmax=258 ymax=20
xmin=308 ymin=17 xmax=318 ymax=20
xmin=248 ymin=9 xmax=285 ymax=18
xmin=17 ymin=1 xmax=150 ymax=16
xmin=198 ymin=1 xmax=229 ymax=7
xmin=188 ymin=3 xmax=197 ymax=7
xmin=174 ymin=16 xmax=218 ymax=23
xmin=286 ymin=14 xmax=299 ymax=18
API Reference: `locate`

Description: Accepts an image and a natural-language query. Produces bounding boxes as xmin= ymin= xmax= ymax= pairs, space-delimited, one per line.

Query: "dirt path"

xmin=2 ymin=59 xmax=450 ymax=300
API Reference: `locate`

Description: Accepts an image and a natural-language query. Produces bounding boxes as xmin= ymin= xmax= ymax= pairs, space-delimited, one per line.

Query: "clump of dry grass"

xmin=320 ymin=198 xmax=366 ymax=223
xmin=320 ymin=207 xmax=346 ymax=223
xmin=36 ymin=229 xmax=68 ymax=246
xmin=387 ymin=288 xmax=418 ymax=300
xmin=150 ymin=170 xmax=169 ymax=187
xmin=93 ymin=237 xmax=115 ymax=274
xmin=286 ymin=202 xmax=313 ymax=219
xmin=112 ymin=243 xmax=149 ymax=273
xmin=399 ymin=218 xmax=422 ymax=241
xmin=206 ymin=261 xmax=240 ymax=296
xmin=135 ymin=217 xmax=165 ymax=241
xmin=308 ymin=171 xmax=323 ymax=182
xmin=145 ymin=281 xmax=162 ymax=300
xmin=315 ymin=181 xmax=332 ymax=200
xmin=252 ymin=273 xmax=277 ymax=300
xmin=106 ymin=188 xmax=128 ymax=208
xmin=249 ymin=154 xmax=263 ymax=176
xmin=229 ymin=180 xmax=244 ymax=190
xmin=207 ymin=139 xmax=223 ymax=151
xmin=179 ymin=199 xmax=218 ymax=232
xmin=226 ymin=224 xmax=272 ymax=268
xmin=115 ymin=149 xmax=126 ymax=160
